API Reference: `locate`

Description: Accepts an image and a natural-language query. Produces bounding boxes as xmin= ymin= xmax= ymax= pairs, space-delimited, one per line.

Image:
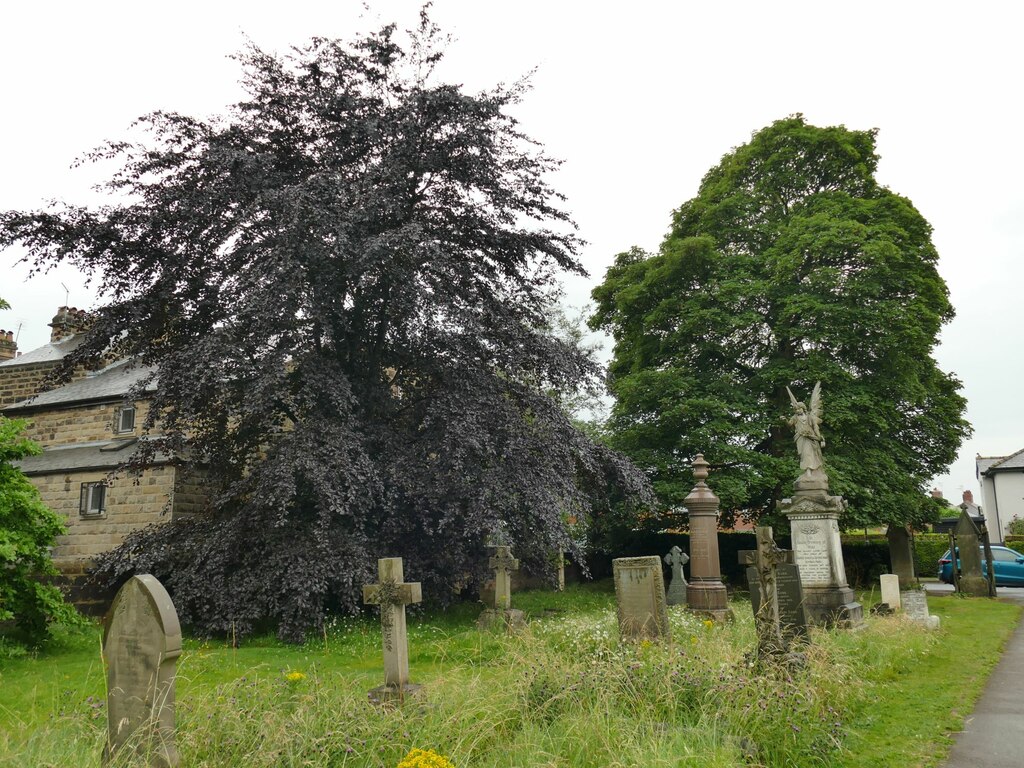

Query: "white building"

xmin=977 ymin=449 xmax=1024 ymax=542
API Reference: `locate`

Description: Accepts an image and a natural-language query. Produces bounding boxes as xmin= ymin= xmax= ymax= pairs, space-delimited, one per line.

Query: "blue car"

xmin=937 ymin=545 xmax=1024 ymax=586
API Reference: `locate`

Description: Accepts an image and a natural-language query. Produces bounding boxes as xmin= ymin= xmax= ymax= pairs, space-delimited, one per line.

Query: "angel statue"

xmin=787 ymin=382 xmax=825 ymax=474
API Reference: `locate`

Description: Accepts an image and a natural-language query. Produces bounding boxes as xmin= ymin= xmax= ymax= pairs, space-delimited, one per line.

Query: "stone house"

xmin=0 ymin=307 xmax=206 ymax=609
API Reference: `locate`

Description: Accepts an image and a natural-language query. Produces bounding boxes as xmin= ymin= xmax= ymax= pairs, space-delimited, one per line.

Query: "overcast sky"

xmin=1 ymin=1 xmax=1021 ymax=501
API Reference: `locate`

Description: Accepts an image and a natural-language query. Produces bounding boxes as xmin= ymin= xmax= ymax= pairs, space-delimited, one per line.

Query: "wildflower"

xmin=691 ymin=636 xmax=698 ymax=644
xmin=703 ymin=619 xmax=714 ymax=629
xmin=396 ymin=747 xmax=455 ymax=768
xmin=284 ymin=671 xmax=306 ymax=682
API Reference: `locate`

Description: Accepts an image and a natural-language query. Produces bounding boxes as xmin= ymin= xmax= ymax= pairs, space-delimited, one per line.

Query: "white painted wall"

xmin=980 ymin=472 xmax=1024 ymax=540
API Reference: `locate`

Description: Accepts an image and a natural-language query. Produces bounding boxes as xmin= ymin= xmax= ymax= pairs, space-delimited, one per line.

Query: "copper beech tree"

xmin=0 ymin=17 xmax=649 ymax=640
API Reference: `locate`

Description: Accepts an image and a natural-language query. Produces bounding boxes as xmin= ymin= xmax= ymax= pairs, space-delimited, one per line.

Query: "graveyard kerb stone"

xmin=363 ymin=557 xmax=423 ymax=704
xmin=102 ymin=574 xmax=181 ymax=768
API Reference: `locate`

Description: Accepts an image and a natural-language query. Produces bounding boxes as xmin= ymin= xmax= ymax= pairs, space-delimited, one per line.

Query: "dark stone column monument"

xmin=779 ymin=382 xmax=863 ymax=628
xmin=684 ymin=454 xmax=732 ymax=622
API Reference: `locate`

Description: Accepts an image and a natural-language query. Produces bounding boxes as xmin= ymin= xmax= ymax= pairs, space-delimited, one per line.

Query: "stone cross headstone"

xmin=684 ymin=454 xmax=732 ymax=621
xmin=613 ymin=556 xmax=670 ymax=641
xmin=954 ymin=511 xmax=989 ymax=596
xmin=102 ymin=574 xmax=181 ymax=768
xmin=740 ymin=527 xmax=809 ymax=656
xmin=363 ymin=557 xmax=423 ymax=703
xmin=489 ymin=546 xmax=520 ymax=610
xmin=886 ymin=525 xmax=917 ymax=587
xmin=879 ymin=574 xmax=902 ymax=610
xmin=663 ymin=546 xmax=689 ymax=606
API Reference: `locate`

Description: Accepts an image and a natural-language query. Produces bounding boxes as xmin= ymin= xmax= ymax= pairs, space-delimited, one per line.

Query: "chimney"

xmin=930 ymin=488 xmax=943 ymax=499
xmin=48 ymin=306 xmax=90 ymax=342
xmin=963 ymin=490 xmax=974 ymax=505
xmin=0 ymin=329 xmax=16 ymax=361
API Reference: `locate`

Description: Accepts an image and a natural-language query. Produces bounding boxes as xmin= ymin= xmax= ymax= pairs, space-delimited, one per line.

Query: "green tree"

xmin=0 ymin=414 xmax=80 ymax=646
xmin=590 ymin=116 xmax=969 ymax=529
xmin=0 ymin=16 xmax=649 ymax=640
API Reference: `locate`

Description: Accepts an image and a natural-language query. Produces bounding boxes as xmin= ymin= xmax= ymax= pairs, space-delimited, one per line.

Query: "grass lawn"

xmin=0 ymin=583 xmax=1019 ymax=767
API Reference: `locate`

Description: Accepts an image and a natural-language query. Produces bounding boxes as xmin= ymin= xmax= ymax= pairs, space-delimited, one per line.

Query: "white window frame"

xmin=116 ymin=404 xmax=136 ymax=434
xmin=80 ymin=482 xmax=107 ymax=518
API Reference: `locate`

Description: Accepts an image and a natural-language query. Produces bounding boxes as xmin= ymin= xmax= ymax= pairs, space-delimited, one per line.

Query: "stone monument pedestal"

xmin=367 ymin=683 xmax=423 ymax=706
xmin=477 ymin=608 xmax=526 ymax=631
xmin=780 ymin=473 xmax=863 ymax=628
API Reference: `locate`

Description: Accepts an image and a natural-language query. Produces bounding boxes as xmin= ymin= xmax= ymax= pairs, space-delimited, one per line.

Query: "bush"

xmin=913 ymin=534 xmax=950 ymax=578
xmin=0 ymin=417 xmax=81 ymax=646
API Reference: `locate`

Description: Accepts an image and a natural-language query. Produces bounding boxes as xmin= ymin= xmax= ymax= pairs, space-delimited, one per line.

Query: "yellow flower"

xmin=690 ymin=635 xmax=698 ymax=644
xmin=397 ymin=747 xmax=456 ymax=768
xmin=639 ymin=639 xmax=652 ymax=650
xmin=284 ymin=671 xmax=306 ymax=682
xmin=703 ymin=619 xmax=714 ymax=629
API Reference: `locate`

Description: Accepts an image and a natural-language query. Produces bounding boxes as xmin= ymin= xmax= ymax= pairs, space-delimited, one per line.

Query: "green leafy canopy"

xmin=590 ymin=115 xmax=970 ymax=528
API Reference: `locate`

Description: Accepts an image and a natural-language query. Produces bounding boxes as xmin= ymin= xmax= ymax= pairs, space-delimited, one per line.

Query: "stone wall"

xmin=0 ymin=360 xmax=61 ymax=407
xmin=19 ymin=401 xmax=152 ymax=447
xmin=35 ymin=464 xmax=176 ymax=564
xmin=173 ymin=466 xmax=209 ymax=518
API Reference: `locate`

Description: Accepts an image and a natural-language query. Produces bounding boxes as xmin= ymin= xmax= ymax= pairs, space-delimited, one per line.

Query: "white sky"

xmin=1 ymin=1 xmax=1022 ymax=501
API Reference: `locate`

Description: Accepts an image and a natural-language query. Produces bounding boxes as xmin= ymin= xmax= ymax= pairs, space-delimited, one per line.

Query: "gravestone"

xmin=779 ymin=384 xmax=863 ymax=628
xmin=684 ymin=454 xmax=732 ymax=621
xmin=557 ymin=551 xmax=566 ymax=592
xmin=102 ymin=574 xmax=181 ymax=768
xmin=663 ymin=546 xmax=689 ymax=606
xmin=363 ymin=557 xmax=423 ymax=704
xmin=740 ymin=527 xmax=809 ymax=657
xmin=478 ymin=546 xmax=526 ymax=630
xmin=902 ymin=589 xmax=940 ymax=629
xmin=955 ymin=511 xmax=989 ymax=596
xmin=613 ymin=556 xmax=670 ymax=641
xmin=886 ymin=525 xmax=917 ymax=587
xmin=879 ymin=574 xmax=902 ymax=610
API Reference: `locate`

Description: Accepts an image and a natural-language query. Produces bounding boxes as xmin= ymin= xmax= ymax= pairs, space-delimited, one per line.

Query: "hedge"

xmin=587 ymin=529 xmax=959 ymax=591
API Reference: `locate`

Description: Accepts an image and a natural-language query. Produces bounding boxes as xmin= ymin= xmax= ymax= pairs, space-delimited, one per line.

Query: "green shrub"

xmin=0 ymin=417 xmax=82 ymax=646
xmin=913 ymin=534 xmax=950 ymax=578
xmin=1005 ymin=541 xmax=1024 ymax=556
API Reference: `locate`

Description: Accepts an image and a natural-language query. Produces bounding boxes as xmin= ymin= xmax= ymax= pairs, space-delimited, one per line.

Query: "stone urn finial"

xmin=692 ymin=453 xmax=709 ymax=483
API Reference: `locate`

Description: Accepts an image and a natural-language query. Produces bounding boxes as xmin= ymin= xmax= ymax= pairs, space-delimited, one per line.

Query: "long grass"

xmin=0 ymin=584 xmax=1019 ymax=767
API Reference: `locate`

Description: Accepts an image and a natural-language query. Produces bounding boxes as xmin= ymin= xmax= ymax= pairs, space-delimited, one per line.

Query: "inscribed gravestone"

xmin=955 ymin=511 xmax=988 ymax=596
xmin=902 ymin=589 xmax=940 ymax=629
xmin=363 ymin=557 xmax=423 ymax=703
xmin=102 ymin=574 xmax=181 ymax=768
xmin=663 ymin=546 xmax=689 ymax=606
xmin=613 ymin=556 xmax=670 ymax=641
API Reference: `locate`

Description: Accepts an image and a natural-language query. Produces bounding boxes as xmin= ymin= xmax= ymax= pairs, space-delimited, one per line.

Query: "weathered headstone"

xmin=613 ymin=556 xmax=670 ymax=641
xmin=886 ymin=525 xmax=917 ymax=587
xmin=102 ymin=574 xmax=181 ymax=768
xmin=779 ymin=383 xmax=863 ymax=627
xmin=663 ymin=546 xmax=689 ymax=606
xmin=557 ymin=550 xmax=566 ymax=592
xmin=363 ymin=557 xmax=423 ymax=704
xmin=740 ymin=526 xmax=808 ymax=657
xmin=478 ymin=546 xmax=526 ymax=630
xmin=684 ymin=454 xmax=732 ymax=622
xmin=902 ymin=589 xmax=940 ymax=629
xmin=879 ymin=574 xmax=902 ymax=611
xmin=955 ymin=511 xmax=989 ymax=596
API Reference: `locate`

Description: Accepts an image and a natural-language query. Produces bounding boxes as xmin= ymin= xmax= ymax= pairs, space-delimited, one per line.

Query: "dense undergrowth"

xmin=0 ymin=584 xmax=1018 ymax=767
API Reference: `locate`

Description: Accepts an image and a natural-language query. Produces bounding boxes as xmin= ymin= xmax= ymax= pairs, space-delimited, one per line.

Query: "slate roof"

xmin=14 ymin=438 xmax=170 ymax=476
xmin=0 ymin=333 xmax=86 ymax=367
xmin=3 ymin=359 xmax=156 ymax=413
xmin=983 ymin=447 xmax=1024 ymax=473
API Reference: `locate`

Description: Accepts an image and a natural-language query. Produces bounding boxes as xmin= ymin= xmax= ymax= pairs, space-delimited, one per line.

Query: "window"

xmin=116 ymin=405 xmax=136 ymax=434
xmin=80 ymin=482 xmax=107 ymax=517
xmin=992 ymin=548 xmax=1020 ymax=562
